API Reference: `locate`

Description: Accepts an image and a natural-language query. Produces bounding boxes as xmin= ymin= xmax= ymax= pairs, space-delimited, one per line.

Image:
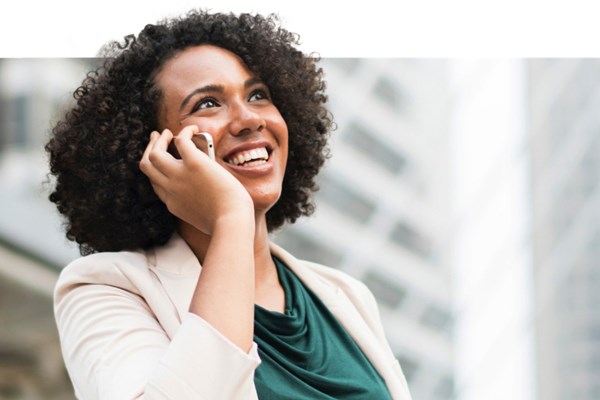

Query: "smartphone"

xmin=192 ymin=132 xmax=215 ymax=161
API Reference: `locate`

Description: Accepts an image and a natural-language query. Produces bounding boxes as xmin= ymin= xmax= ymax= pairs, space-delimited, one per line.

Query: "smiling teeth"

xmin=228 ymin=147 xmax=269 ymax=166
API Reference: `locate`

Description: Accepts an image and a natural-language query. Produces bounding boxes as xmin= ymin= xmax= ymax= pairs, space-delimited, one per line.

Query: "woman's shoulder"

xmin=56 ymin=233 xmax=196 ymax=290
xmin=55 ymin=248 xmax=152 ymax=296
xmin=65 ymin=248 xmax=148 ymax=269
xmin=63 ymin=248 xmax=149 ymax=272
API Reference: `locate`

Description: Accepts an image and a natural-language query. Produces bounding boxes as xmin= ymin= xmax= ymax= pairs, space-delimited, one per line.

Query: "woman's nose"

xmin=229 ymin=102 xmax=265 ymax=136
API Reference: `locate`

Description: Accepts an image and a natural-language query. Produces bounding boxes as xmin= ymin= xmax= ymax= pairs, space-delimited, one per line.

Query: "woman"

xmin=47 ymin=10 xmax=411 ymax=400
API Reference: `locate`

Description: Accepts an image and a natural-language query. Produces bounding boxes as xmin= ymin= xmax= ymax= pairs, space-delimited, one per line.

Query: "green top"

xmin=253 ymin=257 xmax=393 ymax=400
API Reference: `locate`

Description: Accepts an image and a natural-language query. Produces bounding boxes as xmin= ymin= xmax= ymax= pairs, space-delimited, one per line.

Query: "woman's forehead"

xmin=155 ymin=45 xmax=255 ymax=92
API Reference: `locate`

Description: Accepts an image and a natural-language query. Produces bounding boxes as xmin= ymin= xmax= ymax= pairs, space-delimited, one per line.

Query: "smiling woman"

xmin=45 ymin=10 xmax=412 ymax=400
xmin=149 ymin=45 xmax=289 ymax=221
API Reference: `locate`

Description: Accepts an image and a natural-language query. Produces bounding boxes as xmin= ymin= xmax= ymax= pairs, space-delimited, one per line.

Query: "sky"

xmin=2 ymin=0 xmax=599 ymax=57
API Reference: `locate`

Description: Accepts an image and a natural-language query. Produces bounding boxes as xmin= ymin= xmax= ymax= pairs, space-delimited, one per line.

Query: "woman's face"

xmin=154 ymin=45 xmax=289 ymax=214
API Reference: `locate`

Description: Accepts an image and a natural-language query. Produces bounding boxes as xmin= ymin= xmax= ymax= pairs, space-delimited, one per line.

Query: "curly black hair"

xmin=46 ymin=10 xmax=332 ymax=255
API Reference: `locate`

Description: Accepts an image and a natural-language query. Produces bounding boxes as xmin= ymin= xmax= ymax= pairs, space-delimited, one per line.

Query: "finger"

xmin=142 ymin=161 xmax=170 ymax=187
xmin=148 ymin=129 xmax=184 ymax=176
xmin=153 ymin=128 xmax=174 ymax=152
xmin=140 ymin=135 xmax=170 ymax=186
xmin=140 ymin=157 xmax=170 ymax=190
xmin=148 ymin=150 xmax=181 ymax=178
xmin=141 ymin=131 xmax=159 ymax=162
xmin=149 ymin=182 xmax=168 ymax=203
xmin=170 ymin=125 xmax=197 ymax=159
xmin=175 ymin=124 xmax=199 ymax=141
xmin=175 ymin=126 xmax=211 ymax=162
xmin=140 ymin=131 xmax=163 ymax=175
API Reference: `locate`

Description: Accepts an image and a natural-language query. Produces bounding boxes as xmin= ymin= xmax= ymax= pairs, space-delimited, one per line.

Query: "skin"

xmin=139 ymin=45 xmax=289 ymax=352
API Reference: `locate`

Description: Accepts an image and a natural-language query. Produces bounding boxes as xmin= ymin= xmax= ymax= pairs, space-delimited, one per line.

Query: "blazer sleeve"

xmin=54 ymin=261 xmax=260 ymax=400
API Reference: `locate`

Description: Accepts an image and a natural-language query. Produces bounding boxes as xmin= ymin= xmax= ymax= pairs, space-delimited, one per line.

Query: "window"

xmin=434 ymin=375 xmax=455 ymax=399
xmin=362 ymin=270 xmax=406 ymax=309
xmin=0 ymin=97 xmax=8 ymax=152
xmin=344 ymin=122 xmax=406 ymax=175
xmin=327 ymin=58 xmax=361 ymax=74
xmin=395 ymin=353 xmax=419 ymax=383
xmin=316 ymin=174 xmax=376 ymax=224
xmin=389 ymin=220 xmax=433 ymax=261
xmin=0 ymin=95 xmax=29 ymax=149
xmin=420 ymin=304 xmax=452 ymax=334
xmin=274 ymin=229 xmax=344 ymax=268
xmin=373 ymin=75 xmax=403 ymax=110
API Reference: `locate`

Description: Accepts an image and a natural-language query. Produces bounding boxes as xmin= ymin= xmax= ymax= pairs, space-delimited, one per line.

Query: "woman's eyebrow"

xmin=179 ymin=84 xmax=224 ymax=112
xmin=179 ymin=78 xmax=265 ymax=112
xmin=244 ymin=77 xmax=264 ymax=88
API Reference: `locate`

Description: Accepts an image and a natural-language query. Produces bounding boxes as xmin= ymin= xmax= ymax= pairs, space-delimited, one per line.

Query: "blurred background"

xmin=0 ymin=57 xmax=599 ymax=400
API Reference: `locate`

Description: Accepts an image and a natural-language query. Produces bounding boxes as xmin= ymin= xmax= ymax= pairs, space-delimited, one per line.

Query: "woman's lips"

xmin=226 ymin=147 xmax=269 ymax=166
xmin=220 ymin=140 xmax=276 ymax=176
xmin=223 ymin=148 xmax=275 ymax=175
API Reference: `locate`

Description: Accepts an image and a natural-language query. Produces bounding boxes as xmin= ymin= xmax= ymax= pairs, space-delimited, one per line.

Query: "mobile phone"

xmin=192 ymin=132 xmax=215 ymax=161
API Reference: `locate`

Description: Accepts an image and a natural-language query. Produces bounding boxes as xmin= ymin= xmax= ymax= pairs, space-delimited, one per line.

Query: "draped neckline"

xmin=253 ymin=257 xmax=392 ymax=400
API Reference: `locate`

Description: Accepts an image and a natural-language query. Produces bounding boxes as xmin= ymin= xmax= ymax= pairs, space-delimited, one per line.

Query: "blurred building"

xmin=0 ymin=59 xmax=87 ymax=400
xmin=449 ymin=60 xmax=535 ymax=400
xmin=528 ymin=59 xmax=600 ymax=400
xmin=274 ymin=58 xmax=455 ymax=400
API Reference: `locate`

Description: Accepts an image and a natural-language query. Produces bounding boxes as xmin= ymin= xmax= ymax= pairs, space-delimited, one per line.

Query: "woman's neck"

xmin=177 ymin=213 xmax=277 ymax=287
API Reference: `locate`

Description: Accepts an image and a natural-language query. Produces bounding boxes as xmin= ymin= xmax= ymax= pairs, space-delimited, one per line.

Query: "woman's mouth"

xmin=226 ymin=147 xmax=270 ymax=167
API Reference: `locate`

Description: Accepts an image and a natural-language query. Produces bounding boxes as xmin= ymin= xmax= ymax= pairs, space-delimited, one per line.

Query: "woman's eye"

xmin=248 ymin=89 xmax=269 ymax=102
xmin=192 ymin=97 xmax=219 ymax=112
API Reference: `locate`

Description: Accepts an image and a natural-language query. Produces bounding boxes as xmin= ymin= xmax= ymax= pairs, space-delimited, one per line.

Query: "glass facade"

xmin=529 ymin=59 xmax=600 ymax=400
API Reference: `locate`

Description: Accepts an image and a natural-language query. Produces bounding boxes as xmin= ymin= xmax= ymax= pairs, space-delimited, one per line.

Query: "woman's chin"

xmin=249 ymin=191 xmax=282 ymax=216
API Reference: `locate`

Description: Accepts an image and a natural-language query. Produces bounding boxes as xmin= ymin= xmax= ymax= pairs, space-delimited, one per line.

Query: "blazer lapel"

xmin=148 ymin=233 xmax=201 ymax=332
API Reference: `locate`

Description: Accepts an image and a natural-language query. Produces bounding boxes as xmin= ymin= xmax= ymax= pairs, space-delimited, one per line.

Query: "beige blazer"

xmin=54 ymin=234 xmax=412 ymax=400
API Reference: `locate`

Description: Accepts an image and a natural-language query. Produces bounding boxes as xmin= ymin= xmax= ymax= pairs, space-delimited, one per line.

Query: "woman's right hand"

xmin=139 ymin=125 xmax=254 ymax=236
